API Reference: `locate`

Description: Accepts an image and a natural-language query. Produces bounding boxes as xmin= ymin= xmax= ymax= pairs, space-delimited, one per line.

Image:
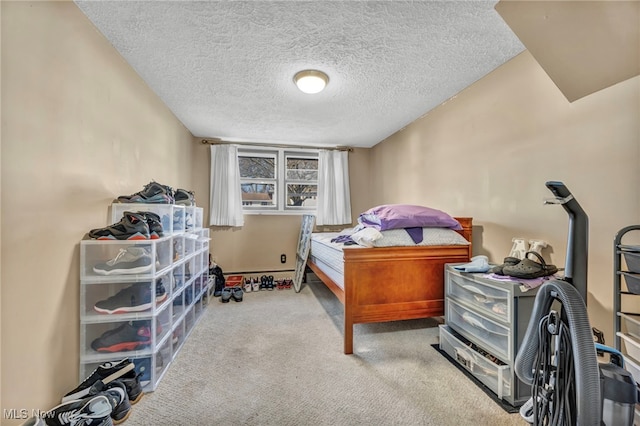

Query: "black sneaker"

xmin=90 ymin=323 xmax=152 ymax=353
xmin=117 ymin=370 xmax=144 ymax=404
xmin=88 ymin=380 xmax=131 ymax=424
xmin=135 ymin=211 xmax=164 ymax=239
xmin=94 ymin=282 xmax=164 ymax=315
xmin=116 ymin=181 xmax=174 ymax=204
xmin=89 ymin=212 xmax=150 ymax=241
xmin=92 ymin=247 xmax=153 ymax=276
xmin=44 ymin=394 xmax=112 ymax=426
xmin=62 ymin=359 xmax=135 ymax=403
xmin=174 ymin=189 xmax=196 ymax=206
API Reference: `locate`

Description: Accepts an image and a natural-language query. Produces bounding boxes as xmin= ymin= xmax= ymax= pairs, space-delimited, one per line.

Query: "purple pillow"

xmin=358 ymin=204 xmax=462 ymax=231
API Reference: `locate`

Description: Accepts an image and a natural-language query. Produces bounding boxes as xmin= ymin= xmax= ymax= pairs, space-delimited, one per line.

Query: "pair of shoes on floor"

xmin=492 ymin=251 xmax=558 ymax=279
xmin=89 ymin=211 xmax=163 ymax=241
xmin=40 ymin=393 xmax=115 ymax=426
xmin=276 ymin=278 xmax=293 ymax=290
xmin=221 ymin=286 xmax=243 ymax=303
xmin=54 ymin=359 xmax=144 ymax=425
xmin=260 ymin=275 xmax=275 ymax=290
xmin=243 ymin=277 xmax=261 ymax=292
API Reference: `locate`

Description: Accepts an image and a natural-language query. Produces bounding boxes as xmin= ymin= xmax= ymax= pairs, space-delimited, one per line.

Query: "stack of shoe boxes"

xmin=79 ymin=204 xmax=209 ymax=392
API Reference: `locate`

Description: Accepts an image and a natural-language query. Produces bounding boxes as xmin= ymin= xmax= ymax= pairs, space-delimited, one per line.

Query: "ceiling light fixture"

xmin=294 ymin=70 xmax=329 ymax=94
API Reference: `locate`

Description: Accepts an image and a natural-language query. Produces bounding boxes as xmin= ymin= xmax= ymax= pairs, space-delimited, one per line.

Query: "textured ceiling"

xmin=75 ymin=1 xmax=525 ymax=148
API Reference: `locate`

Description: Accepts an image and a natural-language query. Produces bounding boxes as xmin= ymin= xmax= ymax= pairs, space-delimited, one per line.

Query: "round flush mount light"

xmin=294 ymin=70 xmax=329 ymax=94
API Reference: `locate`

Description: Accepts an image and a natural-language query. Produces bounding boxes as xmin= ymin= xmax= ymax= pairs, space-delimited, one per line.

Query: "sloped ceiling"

xmin=496 ymin=0 xmax=640 ymax=102
xmin=75 ymin=1 xmax=525 ymax=148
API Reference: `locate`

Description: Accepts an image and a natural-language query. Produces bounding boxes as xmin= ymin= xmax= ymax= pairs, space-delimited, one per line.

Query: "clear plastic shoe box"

xmin=184 ymin=206 xmax=204 ymax=232
xmin=80 ymin=238 xmax=173 ymax=282
xmin=80 ymin=273 xmax=172 ymax=320
xmin=110 ymin=203 xmax=186 ymax=235
xmin=184 ymin=233 xmax=198 ymax=257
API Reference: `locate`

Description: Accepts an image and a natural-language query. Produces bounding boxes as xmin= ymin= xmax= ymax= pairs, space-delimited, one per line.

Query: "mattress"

xmin=309 ymin=232 xmax=362 ymax=290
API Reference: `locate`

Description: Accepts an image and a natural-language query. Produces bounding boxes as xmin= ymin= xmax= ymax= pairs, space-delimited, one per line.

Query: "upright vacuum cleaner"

xmin=514 ymin=181 xmax=637 ymax=426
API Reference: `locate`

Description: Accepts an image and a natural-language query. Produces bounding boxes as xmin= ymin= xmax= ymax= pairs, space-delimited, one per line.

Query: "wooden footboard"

xmin=308 ymin=217 xmax=472 ymax=354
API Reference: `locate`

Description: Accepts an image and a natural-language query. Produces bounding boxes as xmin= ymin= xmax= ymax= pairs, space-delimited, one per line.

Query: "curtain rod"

xmin=201 ymin=138 xmax=353 ymax=152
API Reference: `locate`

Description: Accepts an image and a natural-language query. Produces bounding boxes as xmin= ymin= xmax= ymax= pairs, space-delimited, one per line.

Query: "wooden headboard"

xmin=454 ymin=217 xmax=473 ymax=247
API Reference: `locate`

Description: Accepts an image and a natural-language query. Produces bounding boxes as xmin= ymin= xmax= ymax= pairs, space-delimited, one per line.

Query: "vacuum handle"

xmin=595 ymin=343 xmax=625 ymax=367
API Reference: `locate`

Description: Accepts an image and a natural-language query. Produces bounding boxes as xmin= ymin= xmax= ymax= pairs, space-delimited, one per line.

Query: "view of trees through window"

xmin=239 ymin=155 xmax=276 ymax=206
xmin=286 ymin=157 xmax=317 ymax=207
xmin=238 ymin=151 xmax=318 ymax=210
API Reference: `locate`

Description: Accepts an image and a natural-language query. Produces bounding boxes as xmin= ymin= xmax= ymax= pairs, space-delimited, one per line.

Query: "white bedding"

xmin=309 ymin=228 xmax=469 ymax=291
xmin=309 ymin=232 xmax=356 ymax=290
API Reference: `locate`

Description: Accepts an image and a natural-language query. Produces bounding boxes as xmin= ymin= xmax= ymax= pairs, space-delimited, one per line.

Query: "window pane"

xmin=241 ymin=183 xmax=276 ymax=207
xmin=239 ymin=156 xmax=275 ymax=179
xmin=286 ymin=157 xmax=318 ymax=181
xmin=287 ymin=184 xmax=317 ymax=207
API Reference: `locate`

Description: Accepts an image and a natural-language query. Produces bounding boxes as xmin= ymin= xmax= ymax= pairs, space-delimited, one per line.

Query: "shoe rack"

xmin=612 ymin=225 xmax=640 ymax=389
xmin=79 ymin=204 xmax=209 ymax=392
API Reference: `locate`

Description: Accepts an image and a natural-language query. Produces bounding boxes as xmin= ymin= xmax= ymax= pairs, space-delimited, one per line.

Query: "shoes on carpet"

xmin=116 ymin=181 xmax=174 ymax=204
xmin=220 ymin=287 xmax=233 ymax=303
xmin=116 ymin=371 xmax=144 ymax=405
xmin=231 ymin=286 xmax=244 ymax=302
xmin=89 ymin=212 xmax=150 ymax=241
xmin=92 ymin=247 xmax=153 ymax=276
xmin=87 ymin=380 xmax=130 ymax=424
xmin=259 ymin=275 xmax=267 ymax=291
xmin=244 ymin=278 xmax=252 ymax=293
xmin=251 ymin=277 xmax=260 ymax=292
xmin=44 ymin=394 xmax=113 ymax=426
xmin=62 ymin=359 xmax=135 ymax=403
xmin=90 ymin=322 xmax=152 ymax=353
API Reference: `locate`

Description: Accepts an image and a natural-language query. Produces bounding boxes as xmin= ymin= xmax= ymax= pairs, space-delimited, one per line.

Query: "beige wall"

xmin=369 ymin=51 xmax=640 ymax=342
xmin=1 ymin=1 xmax=194 ymax=423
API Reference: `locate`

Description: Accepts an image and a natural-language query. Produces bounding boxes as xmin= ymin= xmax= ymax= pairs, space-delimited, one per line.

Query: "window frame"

xmin=238 ymin=146 xmax=318 ymax=215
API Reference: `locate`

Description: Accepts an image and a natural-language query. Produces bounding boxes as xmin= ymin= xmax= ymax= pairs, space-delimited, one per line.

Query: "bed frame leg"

xmin=344 ymin=321 xmax=353 ymax=354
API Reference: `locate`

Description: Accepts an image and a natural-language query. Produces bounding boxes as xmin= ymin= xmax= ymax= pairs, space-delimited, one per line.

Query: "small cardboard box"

xmin=225 ymin=275 xmax=243 ymax=288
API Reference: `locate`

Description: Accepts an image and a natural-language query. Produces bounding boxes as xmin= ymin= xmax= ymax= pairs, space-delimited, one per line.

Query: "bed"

xmin=307 ymin=217 xmax=473 ymax=354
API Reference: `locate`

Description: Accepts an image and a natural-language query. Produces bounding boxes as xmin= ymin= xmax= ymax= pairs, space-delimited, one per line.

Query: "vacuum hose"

xmin=514 ymin=279 xmax=601 ymax=425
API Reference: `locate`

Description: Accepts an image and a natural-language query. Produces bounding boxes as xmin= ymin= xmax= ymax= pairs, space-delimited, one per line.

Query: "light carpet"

xmin=124 ymin=279 xmax=524 ymax=425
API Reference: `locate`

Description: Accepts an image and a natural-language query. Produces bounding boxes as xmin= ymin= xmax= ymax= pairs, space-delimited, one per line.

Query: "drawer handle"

xmin=461 ymin=284 xmax=495 ymax=304
xmin=462 ymin=312 xmax=509 ymax=336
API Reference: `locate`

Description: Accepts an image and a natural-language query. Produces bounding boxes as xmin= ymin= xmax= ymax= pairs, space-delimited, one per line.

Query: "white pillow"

xmin=372 ymin=227 xmax=469 ymax=247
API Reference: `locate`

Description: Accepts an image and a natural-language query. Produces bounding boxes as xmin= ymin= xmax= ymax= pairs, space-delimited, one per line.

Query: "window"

xmin=239 ymin=147 xmax=318 ymax=213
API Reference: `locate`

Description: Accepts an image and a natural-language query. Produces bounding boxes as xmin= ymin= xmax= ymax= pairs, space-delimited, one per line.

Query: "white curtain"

xmin=316 ymin=150 xmax=352 ymax=225
xmin=209 ymin=144 xmax=244 ymax=227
